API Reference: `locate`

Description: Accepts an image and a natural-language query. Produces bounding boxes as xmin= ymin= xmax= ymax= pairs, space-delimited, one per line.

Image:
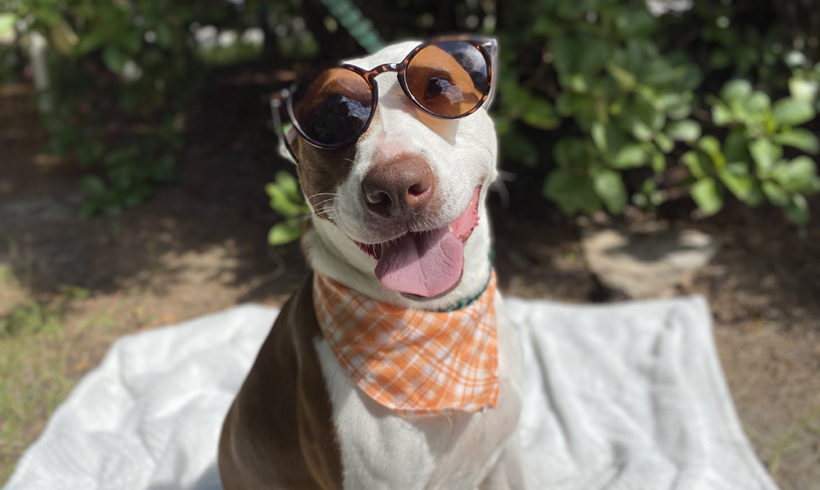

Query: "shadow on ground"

xmin=0 ymin=79 xmax=307 ymax=307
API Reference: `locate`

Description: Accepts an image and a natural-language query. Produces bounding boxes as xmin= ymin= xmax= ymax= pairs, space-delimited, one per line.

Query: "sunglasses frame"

xmin=271 ymin=34 xmax=498 ymax=162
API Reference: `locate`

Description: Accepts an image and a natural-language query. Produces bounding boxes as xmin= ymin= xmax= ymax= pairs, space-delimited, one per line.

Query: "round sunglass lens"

xmin=291 ymin=67 xmax=373 ymax=147
xmin=406 ymin=41 xmax=489 ymax=118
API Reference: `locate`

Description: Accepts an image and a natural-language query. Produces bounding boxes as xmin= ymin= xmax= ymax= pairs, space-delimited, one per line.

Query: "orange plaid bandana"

xmin=313 ymin=271 xmax=499 ymax=415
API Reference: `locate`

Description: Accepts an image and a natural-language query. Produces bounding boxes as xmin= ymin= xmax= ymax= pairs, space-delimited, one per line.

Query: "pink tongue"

xmin=375 ymin=227 xmax=464 ymax=298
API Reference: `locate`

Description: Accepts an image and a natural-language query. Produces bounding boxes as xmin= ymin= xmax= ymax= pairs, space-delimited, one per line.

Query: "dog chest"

xmin=314 ymin=293 xmax=523 ymax=490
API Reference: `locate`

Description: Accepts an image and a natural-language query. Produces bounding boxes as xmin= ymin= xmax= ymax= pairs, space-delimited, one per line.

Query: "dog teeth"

xmin=448 ymin=225 xmax=454 ymax=233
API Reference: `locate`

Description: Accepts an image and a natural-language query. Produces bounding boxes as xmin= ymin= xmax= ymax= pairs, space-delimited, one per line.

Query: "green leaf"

xmin=698 ymin=136 xmax=725 ymax=168
xmin=723 ymin=129 xmax=749 ymax=164
xmin=552 ymin=138 xmax=595 ymax=168
xmin=654 ymin=132 xmax=674 ymax=153
xmin=744 ymin=92 xmax=771 ymax=120
xmin=121 ymin=29 xmax=143 ymax=54
xmin=104 ymin=146 xmax=140 ymax=167
xmin=266 ymin=171 xmax=307 ymax=217
xmin=720 ymin=80 xmax=753 ymax=105
xmin=619 ymin=113 xmax=653 ymax=141
xmin=102 ymin=46 xmax=128 ymax=73
xmin=635 ymin=178 xmax=663 ymax=209
xmin=749 ymin=138 xmax=782 ymax=175
xmin=789 ymin=76 xmax=818 ymax=102
xmin=663 ymin=92 xmax=694 ymax=120
xmin=709 ymin=49 xmax=731 ymax=70
xmin=762 ymin=181 xmax=790 ymax=207
xmin=682 ymin=151 xmax=709 ymax=179
xmin=555 ymin=92 xmax=593 ymax=117
xmin=499 ymin=79 xmax=532 ymax=113
xmin=773 ymin=129 xmax=819 ymax=154
xmin=617 ymin=96 xmax=662 ymax=141
xmin=501 ymin=130 xmax=538 ymax=166
xmin=32 ymin=8 xmax=60 ymax=26
xmin=711 ymin=103 xmax=733 ymax=126
xmin=155 ymin=24 xmax=173 ymax=48
xmin=611 ymin=144 xmax=647 ymax=168
xmin=593 ymin=170 xmax=628 ymax=214
xmin=691 ymin=178 xmax=724 ymax=215
xmin=650 ymin=150 xmax=666 ymax=173
xmin=614 ymin=9 xmax=655 ymax=37
xmin=718 ymin=163 xmax=753 ymax=202
xmin=521 ymin=97 xmax=559 ymax=130
xmin=49 ymin=17 xmax=78 ymax=54
xmin=564 ymin=73 xmax=589 ymax=93
xmin=75 ymin=139 xmax=104 ymax=166
xmin=550 ymin=36 xmax=574 ymax=75
xmin=577 ymin=38 xmax=611 ymax=78
xmin=771 ymin=156 xmax=818 ymax=193
xmin=266 ymin=183 xmax=297 ymax=216
xmin=607 ymin=63 xmax=636 ymax=92
xmin=268 ymin=219 xmax=303 ymax=246
xmin=75 ymin=28 xmax=110 ymax=54
xmin=275 ymin=170 xmax=301 ymax=199
xmin=81 ymin=175 xmax=107 ymax=197
xmin=772 ymin=97 xmax=816 ymax=127
xmin=543 ymin=168 xmax=602 ymax=215
xmin=784 ymin=194 xmax=810 ymax=226
xmin=666 ymin=119 xmax=701 ymax=143
xmin=532 ymin=16 xmax=563 ymax=36
xmin=591 ymin=122 xmax=627 ymax=154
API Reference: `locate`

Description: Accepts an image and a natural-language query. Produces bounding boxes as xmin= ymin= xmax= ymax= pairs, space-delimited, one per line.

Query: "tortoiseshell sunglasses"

xmin=271 ymin=35 xmax=498 ymax=160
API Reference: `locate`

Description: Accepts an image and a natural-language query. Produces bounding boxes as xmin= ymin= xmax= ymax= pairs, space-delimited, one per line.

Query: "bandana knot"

xmin=313 ymin=272 xmax=499 ymax=415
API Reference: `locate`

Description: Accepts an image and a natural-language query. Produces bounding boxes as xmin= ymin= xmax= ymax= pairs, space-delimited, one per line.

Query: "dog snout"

xmin=361 ymin=154 xmax=435 ymax=218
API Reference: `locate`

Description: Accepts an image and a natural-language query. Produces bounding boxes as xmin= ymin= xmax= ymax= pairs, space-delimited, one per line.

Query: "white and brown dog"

xmin=219 ymin=36 xmax=526 ymax=489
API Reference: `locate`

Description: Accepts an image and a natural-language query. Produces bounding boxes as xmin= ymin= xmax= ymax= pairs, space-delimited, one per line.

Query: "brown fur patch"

xmin=293 ymin=113 xmax=381 ymax=220
xmin=218 ymin=275 xmax=342 ymax=490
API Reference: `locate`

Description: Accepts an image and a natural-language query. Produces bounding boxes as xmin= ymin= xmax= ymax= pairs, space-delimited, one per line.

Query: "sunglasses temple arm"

xmin=484 ymin=39 xmax=499 ymax=109
xmin=270 ymin=94 xmax=299 ymax=164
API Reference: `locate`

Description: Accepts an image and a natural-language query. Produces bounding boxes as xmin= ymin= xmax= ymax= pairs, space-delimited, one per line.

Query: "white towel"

xmin=5 ymin=297 xmax=777 ymax=490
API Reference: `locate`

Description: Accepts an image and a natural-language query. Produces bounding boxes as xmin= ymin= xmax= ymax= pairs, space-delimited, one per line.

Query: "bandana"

xmin=312 ymin=271 xmax=499 ymax=415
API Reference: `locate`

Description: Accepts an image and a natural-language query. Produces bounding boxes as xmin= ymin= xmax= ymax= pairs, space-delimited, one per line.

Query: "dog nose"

xmin=361 ymin=155 xmax=435 ymax=217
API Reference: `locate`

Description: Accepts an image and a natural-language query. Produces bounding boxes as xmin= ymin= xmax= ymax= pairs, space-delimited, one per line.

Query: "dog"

xmin=219 ymin=35 xmax=526 ymax=489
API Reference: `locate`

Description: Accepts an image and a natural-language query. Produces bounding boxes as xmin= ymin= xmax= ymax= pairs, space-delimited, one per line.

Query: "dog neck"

xmin=301 ymin=203 xmax=494 ymax=312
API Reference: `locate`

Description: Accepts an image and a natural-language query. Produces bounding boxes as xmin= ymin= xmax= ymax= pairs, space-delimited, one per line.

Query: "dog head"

xmin=284 ymin=39 xmax=498 ymax=309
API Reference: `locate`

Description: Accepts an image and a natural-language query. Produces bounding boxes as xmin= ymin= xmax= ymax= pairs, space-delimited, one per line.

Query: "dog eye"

xmin=291 ymin=67 xmax=374 ymax=146
xmin=406 ymin=43 xmax=487 ymax=117
xmin=424 ymin=77 xmax=463 ymax=103
xmin=300 ymin=94 xmax=371 ymax=144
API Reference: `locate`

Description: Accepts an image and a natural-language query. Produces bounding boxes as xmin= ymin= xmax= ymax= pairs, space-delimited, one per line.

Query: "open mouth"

xmin=354 ymin=186 xmax=482 ymax=299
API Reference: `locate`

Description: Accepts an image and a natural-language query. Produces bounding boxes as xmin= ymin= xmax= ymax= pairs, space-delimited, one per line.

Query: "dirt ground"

xmin=1 ymin=80 xmax=818 ymax=489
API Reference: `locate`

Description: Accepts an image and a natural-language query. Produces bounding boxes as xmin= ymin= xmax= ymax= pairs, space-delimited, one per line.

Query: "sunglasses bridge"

xmin=359 ymin=62 xmax=401 ymax=82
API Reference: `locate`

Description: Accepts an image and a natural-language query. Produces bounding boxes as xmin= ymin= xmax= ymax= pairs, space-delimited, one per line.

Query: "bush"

xmin=6 ymin=0 xmax=309 ymax=215
xmin=4 ymin=0 xmax=819 ymax=228
xmin=494 ymin=0 xmax=819 ymax=224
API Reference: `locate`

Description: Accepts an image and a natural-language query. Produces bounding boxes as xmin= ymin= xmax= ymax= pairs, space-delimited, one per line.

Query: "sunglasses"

xmin=271 ymin=35 xmax=498 ymax=161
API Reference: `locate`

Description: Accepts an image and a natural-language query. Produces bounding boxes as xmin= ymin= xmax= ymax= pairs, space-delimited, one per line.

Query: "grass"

xmin=744 ymin=399 xmax=820 ymax=485
xmin=0 ymin=264 xmax=110 ymax=484
xmin=767 ymin=402 xmax=820 ymax=478
xmin=0 ymin=323 xmax=73 ymax=483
